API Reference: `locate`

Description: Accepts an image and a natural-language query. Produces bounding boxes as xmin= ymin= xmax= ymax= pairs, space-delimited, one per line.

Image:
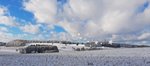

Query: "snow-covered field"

xmin=1 ymin=46 xmax=150 ymax=66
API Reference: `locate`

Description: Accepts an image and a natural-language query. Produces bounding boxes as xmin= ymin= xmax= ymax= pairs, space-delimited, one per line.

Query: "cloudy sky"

xmin=0 ymin=0 xmax=150 ymax=44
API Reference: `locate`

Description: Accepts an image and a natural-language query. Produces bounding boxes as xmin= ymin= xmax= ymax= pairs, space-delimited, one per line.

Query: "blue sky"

xmin=0 ymin=0 xmax=150 ymax=44
xmin=0 ymin=0 xmax=34 ymax=22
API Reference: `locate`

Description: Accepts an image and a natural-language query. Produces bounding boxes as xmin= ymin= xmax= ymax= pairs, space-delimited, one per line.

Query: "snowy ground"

xmin=1 ymin=46 xmax=150 ymax=66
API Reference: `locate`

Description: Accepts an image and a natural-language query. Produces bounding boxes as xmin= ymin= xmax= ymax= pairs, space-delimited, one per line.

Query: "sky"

xmin=0 ymin=0 xmax=150 ymax=44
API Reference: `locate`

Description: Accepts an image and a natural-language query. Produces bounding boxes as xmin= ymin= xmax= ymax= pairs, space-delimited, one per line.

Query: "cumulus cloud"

xmin=0 ymin=6 xmax=17 ymax=26
xmin=0 ymin=31 xmax=31 ymax=42
xmin=23 ymin=0 xmax=150 ymax=44
xmin=61 ymin=0 xmax=150 ymax=41
xmin=0 ymin=6 xmax=6 ymax=15
xmin=0 ymin=31 xmax=15 ymax=42
xmin=138 ymin=32 xmax=150 ymax=41
xmin=0 ymin=26 xmax=8 ymax=32
xmin=49 ymin=31 xmax=73 ymax=40
xmin=23 ymin=0 xmax=57 ymax=24
xmin=0 ymin=6 xmax=19 ymax=42
xmin=64 ymin=0 xmax=149 ymax=33
xmin=20 ymin=23 xmax=41 ymax=34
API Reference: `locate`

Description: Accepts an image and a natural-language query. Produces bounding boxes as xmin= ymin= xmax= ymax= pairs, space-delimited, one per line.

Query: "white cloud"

xmin=48 ymin=31 xmax=73 ymax=41
xmin=138 ymin=32 xmax=150 ymax=41
xmin=67 ymin=0 xmax=102 ymax=20
xmin=0 ymin=31 xmax=15 ymax=42
xmin=20 ymin=23 xmax=41 ymax=34
xmin=61 ymin=0 xmax=150 ymax=41
xmin=0 ymin=6 xmax=20 ymax=42
xmin=23 ymin=0 xmax=57 ymax=24
xmin=0 ymin=6 xmax=7 ymax=15
xmin=23 ymin=0 xmax=150 ymax=44
xmin=0 ymin=6 xmax=17 ymax=26
xmin=112 ymin=34 xmax=138 ymax=41
xmin=64 ymin=0 xmax=148 ymax=33
xmin=0 ymin=31 xmax=32 ymax=42
xmin=0 ymin=27 xmax=8 ymax=32
xmin=58 ymin=20 xmax=81 ymax=36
